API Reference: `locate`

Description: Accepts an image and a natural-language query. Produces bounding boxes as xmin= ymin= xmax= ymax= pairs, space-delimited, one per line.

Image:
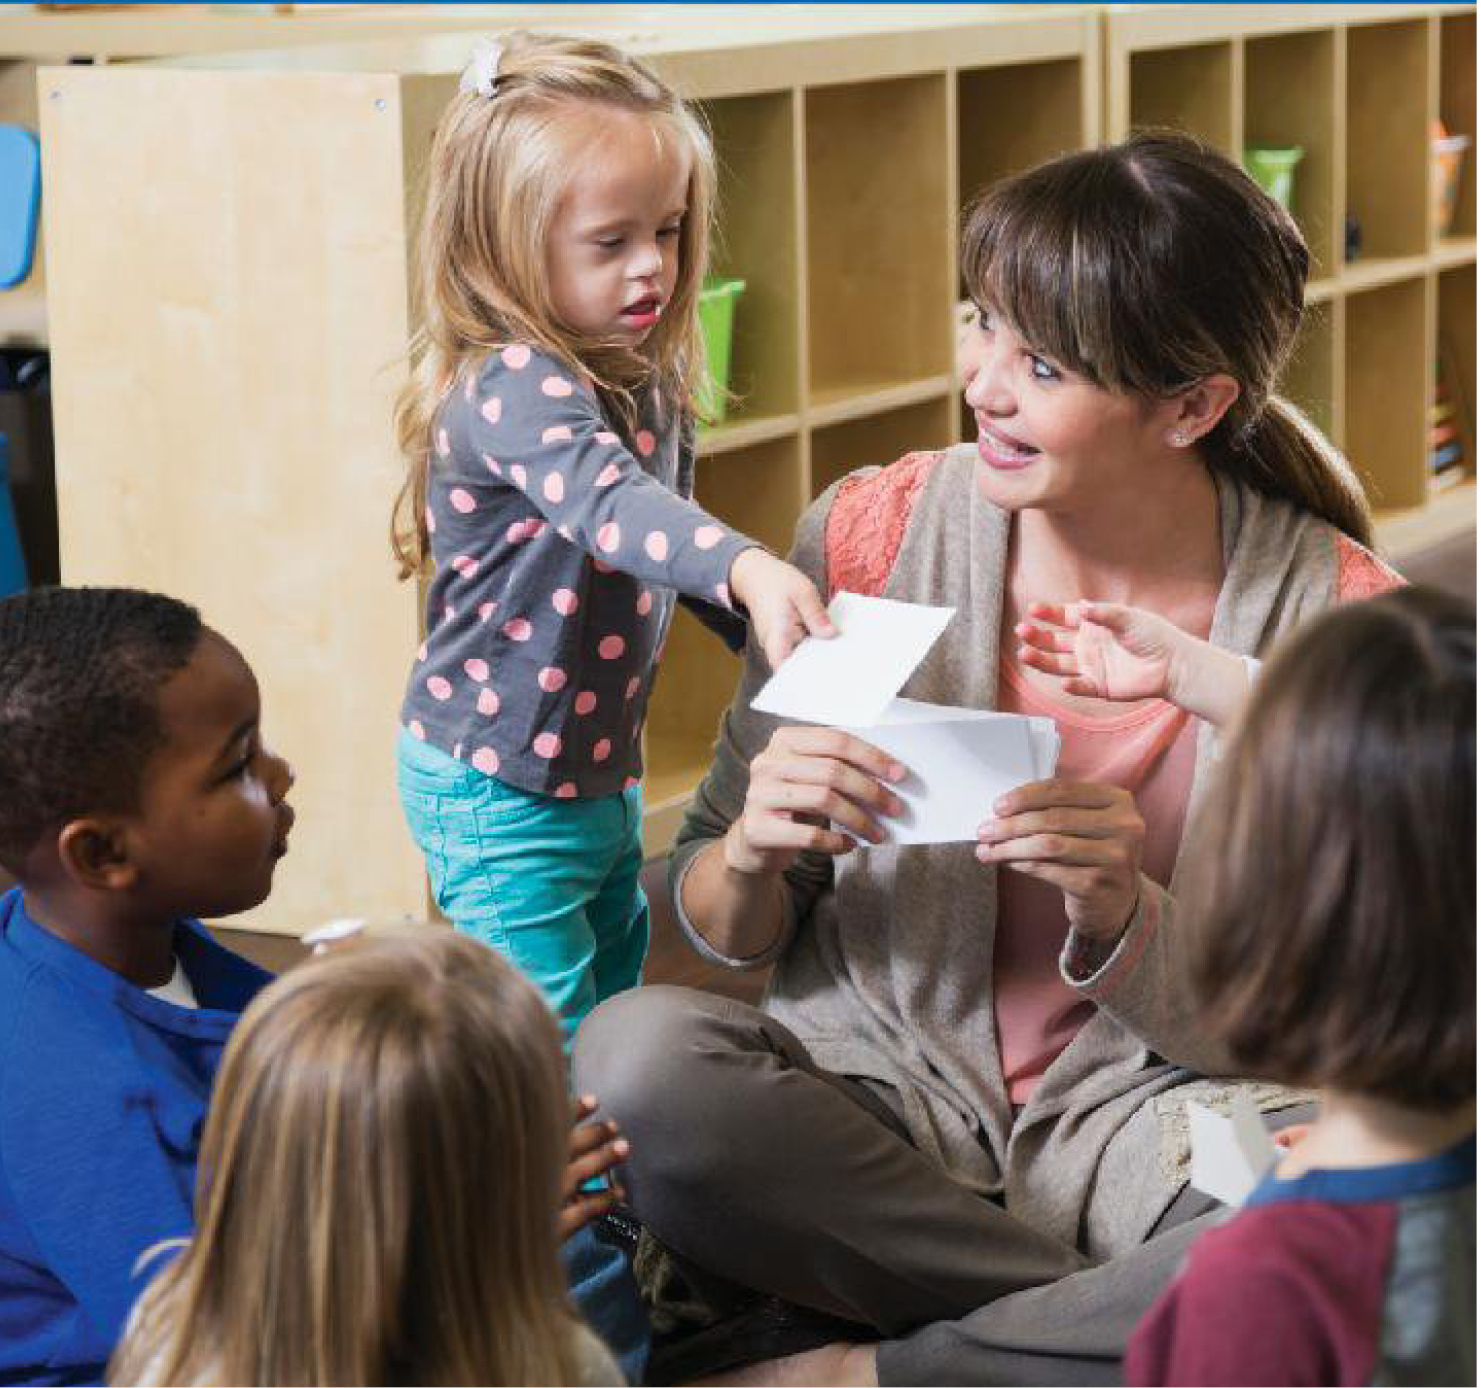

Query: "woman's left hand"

xmin=560 ymin=1095 xmax=629 ymax=1239
xmin=976 ymin=780 xmax=1145 ymax=941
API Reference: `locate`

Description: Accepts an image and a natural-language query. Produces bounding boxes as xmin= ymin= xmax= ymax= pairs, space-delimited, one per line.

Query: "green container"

xmin=1244 ymin=146 xmax=1304 ymax=211
xmin=696 ymin=277 xmax=746 ymax=424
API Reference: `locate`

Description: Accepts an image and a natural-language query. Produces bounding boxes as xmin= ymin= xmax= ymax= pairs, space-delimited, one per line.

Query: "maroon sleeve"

xmin=1124 ymin=1202 xmax=1394 ymax=1387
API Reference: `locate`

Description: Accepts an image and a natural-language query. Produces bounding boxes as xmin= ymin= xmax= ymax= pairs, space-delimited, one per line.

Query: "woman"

xmin=575 ymin=133 xmax=1402 ymax=1385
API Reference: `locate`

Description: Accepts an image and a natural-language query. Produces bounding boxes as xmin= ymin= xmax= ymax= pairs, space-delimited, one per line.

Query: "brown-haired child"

xmin=1024 ymin=587 xmax=1475 ymax=1384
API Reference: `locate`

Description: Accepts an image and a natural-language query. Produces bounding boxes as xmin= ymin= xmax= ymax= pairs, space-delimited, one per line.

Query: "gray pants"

xmin=573 ymin=986 xmax=1258 ymax=1386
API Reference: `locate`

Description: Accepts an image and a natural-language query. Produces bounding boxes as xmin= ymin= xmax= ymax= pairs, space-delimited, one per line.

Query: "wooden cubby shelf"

xmin=28 ymin=5 xmax=1472 ymax=929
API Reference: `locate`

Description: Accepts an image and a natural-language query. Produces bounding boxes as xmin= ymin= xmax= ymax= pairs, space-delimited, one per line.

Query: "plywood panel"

xmin=1346 ymin=20 xmax=1429 ymax=260
xmin=39 ymin=65 xmax=425 ymax=934
xmin=1344 ymin=276 xmax=1429 ymax=509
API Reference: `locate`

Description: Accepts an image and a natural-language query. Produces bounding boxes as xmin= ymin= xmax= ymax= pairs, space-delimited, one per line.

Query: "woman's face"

xmin=961 ymin=304 xmax=1177 ymax=514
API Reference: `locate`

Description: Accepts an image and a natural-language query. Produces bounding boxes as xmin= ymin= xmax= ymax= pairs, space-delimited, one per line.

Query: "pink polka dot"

xmin=644 ymin=531 xmax=669 ymax=562
xmin=636 ymin=590 xmax=653 ymax=616
xmin=593 ymin=559 xmax=616 ymax=575
xmin=477 ymin=688 xmax=500 ymax=716
xmin=592 ymin=738 xmax=612 ymax=763
xmin=715 ymin=582 xmax=731 ymax=607
xmin=483 ymin=454 xmax=501 ymax=476
xmin=426 ymin=676 xmax=453 ymax=701
xmin=452 ymin=554 xmax=479 ymax=578
xmin=552 ymin=588 xmax=579 ymax=616
xmin=597 ymin=522 xmax=621 ymax=553
xmin=502 ymin=618 xmax=533 ymax=642
xmin=501 ymin=344 xmax=531 ymax=370
xmin=472 ymin=747 xmax=500 ymax=774
xmin=507 ymin=518 xmax=544 ymax=544
xmin=409 ymin=719 xmax=426 ymax=740
xmin=598 ymin=635 xmax=626 ymax=660
xmin=449 ymin=488 xmax=476 ymax=514
xmin=595 ymin=431 xmax=620 ymax=445
xmin=442 ymin=602 xmax=456 ymax=624
xmin=595 ymin=463 xmax=622 ymax=488
xmin=541 ymin=376 xmax=574 ymax=398
xmin=538 ymin=666 xmax=567 ymax=693
xmin=574 ymin=690 xmax=597 ymax=716
xmin=543 ymin=472 xmax=566 ymax=503
xmin=510 ymin=464 xmax=527 ymax=489
xmin=436 ymin=426 xmax=450 ymax=456
xmin=635 ymin=429 xmax=656 ymax=457
xmin=424 ymin=505 xmax=436 ymax=534
xmin=555 ymin=782 xmax=578 ymax=799
xmin=480 ymin=396 xmax=502 ymax=425
xmin=478 ymin=601 xmax=496 ymax=623
xmin=542 ymin=425 xmax=573 ymax=445
xmin=694 ymin=525 xmax=724 ymax=550
xmin=464 ymin=657 xmax=490 ymax=682
xmin=624 ymin=775 xmax=641 ymax=789
xmin=532 ymin=732 xmax=562 ymax=759
xmin=625 ymin=675 xmax=641 ymax=699
xmin=416 ymin=640 xmax=428 ymax=661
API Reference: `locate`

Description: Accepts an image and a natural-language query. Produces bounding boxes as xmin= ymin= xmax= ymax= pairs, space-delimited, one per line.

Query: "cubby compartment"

xmin=809 ymin=394 xmax=955 ymax=499
xmin=1244 ymin=30 xmax=1338 ymax=277
xmin=1344 ymin=276 xmax=1429 ymax=511
xmin=1128 ymin=42 xmax=1236 ymax=153
xmin=642 ymin=436 xmax=804 ymax=809
xmin=702 ymin=90 xmax=800 ymax=431
xmin=1281 ymin=299 xmax=1340 ymax=440
xmin=957 ymin=59 xmax=1084 ymax=215
xmin=1438 ymin=11 xmax=1476 ymax=244
xmin=1345 ymin=20 xmax=1430 ymax=265
xmin=1435 ymin=263 xmax=1476 ymax=483
xmin=805 ymin=74 xmax=950 ymax=406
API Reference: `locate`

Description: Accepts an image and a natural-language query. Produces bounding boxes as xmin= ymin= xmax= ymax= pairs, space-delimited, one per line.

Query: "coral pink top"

xmin=994 ymin=660 xmax=1198 ymax=1105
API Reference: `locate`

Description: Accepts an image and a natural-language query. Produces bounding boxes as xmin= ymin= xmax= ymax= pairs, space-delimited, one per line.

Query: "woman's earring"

xmin=1170 ymin=430 xmax=1190 ymax=447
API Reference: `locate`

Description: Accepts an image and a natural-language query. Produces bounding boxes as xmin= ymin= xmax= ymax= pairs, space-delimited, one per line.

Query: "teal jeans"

xmin=396 ymin=728 xmax=649 ymax=1048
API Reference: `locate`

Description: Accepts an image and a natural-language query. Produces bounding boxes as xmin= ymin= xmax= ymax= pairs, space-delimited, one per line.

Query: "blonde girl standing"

xmin=110 ymin=932 xmax=627 ymax=1386
xmin=393 ymin=33 xmax=830 ymax=1047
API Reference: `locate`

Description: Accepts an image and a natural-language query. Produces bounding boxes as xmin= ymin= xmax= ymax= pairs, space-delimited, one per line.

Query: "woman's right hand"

xmin=723 ymin=725 xmax=907 ymax=877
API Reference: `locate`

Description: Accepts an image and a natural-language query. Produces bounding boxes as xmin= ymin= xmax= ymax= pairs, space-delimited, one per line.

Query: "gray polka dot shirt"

xmin=400 ymin=345 xmax=755 ymax=797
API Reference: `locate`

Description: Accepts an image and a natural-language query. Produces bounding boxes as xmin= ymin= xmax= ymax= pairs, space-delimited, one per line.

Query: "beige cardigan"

xmin=670 ymin=446 xmax=1399 ymax=1260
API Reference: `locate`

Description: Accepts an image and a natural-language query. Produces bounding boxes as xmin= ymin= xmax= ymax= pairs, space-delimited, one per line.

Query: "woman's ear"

xmin=56 ymin=818 xmax=139 ymax=892
xmin=1164 ymin=374 xmax=1241 ymax=448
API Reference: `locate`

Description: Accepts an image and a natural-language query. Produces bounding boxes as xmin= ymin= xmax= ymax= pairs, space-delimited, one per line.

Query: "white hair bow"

xmin=459 ymin=38 xmax=504 ymax=99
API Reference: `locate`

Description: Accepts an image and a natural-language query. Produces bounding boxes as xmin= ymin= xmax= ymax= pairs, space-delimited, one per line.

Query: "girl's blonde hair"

xmin=392 ymin=31 xmax=716 ymax=579
xmin=963 ymin=131 xmax=1374 ymax=546
xmin=109 ymin=932 xmax=581 ymax=1386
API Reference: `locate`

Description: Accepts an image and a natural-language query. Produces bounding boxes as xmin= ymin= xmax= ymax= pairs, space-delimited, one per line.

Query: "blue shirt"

xmin=0 ymin=889 xmax=269 ymax=1385
xmin=400 ymin=348 xmax=754 ymax=797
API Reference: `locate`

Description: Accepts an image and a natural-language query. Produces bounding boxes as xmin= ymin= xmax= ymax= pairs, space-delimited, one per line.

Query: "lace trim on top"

xmin=824 ymin=451 xmax=944 ymax=598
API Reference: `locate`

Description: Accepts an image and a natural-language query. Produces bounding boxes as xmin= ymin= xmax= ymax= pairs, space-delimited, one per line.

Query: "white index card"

xmin=841 ymin=700 xmax=1040 ymax=844
xmin=1187 ymin=1094 xmax=1278 ymax=1208
xmin=750 ymin=591 xmax=955 ymax=728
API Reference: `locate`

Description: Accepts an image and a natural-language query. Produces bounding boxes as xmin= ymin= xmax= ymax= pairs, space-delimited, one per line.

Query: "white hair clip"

xmin=459 ymin=38 xmax=504 ymax=99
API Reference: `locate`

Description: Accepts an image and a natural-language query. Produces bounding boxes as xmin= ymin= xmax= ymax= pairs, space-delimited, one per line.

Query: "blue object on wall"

xmin=0 ymin=126 xmax=40 ymax=290
xmin=0 ymin=434 xmax=27 ymax=597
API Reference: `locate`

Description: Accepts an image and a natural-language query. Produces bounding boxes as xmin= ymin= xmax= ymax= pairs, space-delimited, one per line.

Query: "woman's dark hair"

xmin=1185 ymin=586 xmax=1475 ymax=1111
xmin=0 ymin=586 xmax=202 ymax=869
xmin=962 ymin=131 xmax=1373 ymax=546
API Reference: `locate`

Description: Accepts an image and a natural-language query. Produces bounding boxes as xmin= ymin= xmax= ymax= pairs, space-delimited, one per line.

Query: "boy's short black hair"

xmin=0 ymin=587 xmax=203 ymax=872
xmin=1186 ymin=586 xmax=1475 ymax=1111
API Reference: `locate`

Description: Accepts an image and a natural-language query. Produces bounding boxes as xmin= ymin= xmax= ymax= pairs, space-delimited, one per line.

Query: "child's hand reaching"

xmin=1015 ymin=600 xmax=1253 ymax=729
xmin=729 ymin=548 xmax=837 ymax=669
xmin=560 ymin=1095 xmax=629 ymax=1238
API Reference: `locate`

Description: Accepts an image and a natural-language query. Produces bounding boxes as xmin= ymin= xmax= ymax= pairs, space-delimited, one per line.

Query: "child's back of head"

xmin=1186 ymin=585 xmax=1475 ymax=1111
xmin=111 ymin=930 xmax=602 ymax=1386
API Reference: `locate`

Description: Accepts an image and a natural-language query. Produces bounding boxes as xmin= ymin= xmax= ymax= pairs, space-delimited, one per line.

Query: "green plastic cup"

xmin=696 ymin=277 xmax=746 ymax=424
xmin=1244 ymin=147 xmax=1304 ymax=211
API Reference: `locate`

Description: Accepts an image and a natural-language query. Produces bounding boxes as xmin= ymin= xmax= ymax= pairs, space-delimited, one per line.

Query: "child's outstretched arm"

xmin=1016 ymin=601 xmax=1253 ymax=728
xmin=461 ymin=349 xmax=831 ymax=666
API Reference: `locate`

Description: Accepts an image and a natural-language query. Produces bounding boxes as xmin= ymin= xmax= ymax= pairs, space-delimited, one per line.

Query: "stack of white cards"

xmin=751 ymin=592 xmax=1059 ymax=845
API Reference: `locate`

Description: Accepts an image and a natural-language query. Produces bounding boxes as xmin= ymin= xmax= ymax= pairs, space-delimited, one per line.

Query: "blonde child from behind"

xmin=110 ymin=931 xmax=624 ymax=1386
xmin=392 ymin=32 xmax=830 ymax=1045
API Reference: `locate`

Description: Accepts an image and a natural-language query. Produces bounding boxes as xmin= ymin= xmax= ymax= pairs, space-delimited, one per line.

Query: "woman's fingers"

xmin=770 ymin=725 xmax=906 ymax=785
